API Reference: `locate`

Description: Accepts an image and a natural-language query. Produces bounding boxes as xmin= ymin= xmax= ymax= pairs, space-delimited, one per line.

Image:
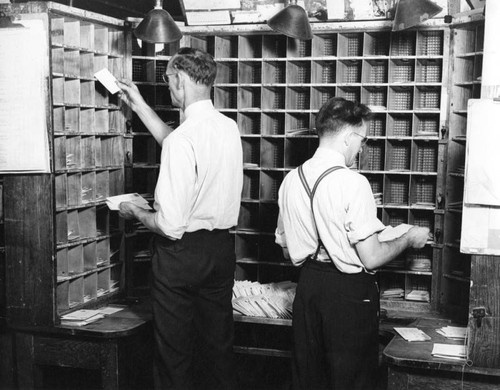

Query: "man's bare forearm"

xmin=134 ymin=208 xmax=164 ymax=236
xmin=361 ymin=235 xmax=410 ymax=270
xmin=356 ymin=227 xmax=429 ymax=271
xmin=134 ymin=103 xmax=174 ymax=145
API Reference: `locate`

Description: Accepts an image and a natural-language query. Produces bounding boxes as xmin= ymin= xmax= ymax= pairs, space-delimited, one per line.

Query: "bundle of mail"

xmin=232 ymin=280 xmax=296 ymax=319
xmin=436 ymin=326 xmax=467 ymax=340
xmin=406 ymin=289 xmax=430 ymax=302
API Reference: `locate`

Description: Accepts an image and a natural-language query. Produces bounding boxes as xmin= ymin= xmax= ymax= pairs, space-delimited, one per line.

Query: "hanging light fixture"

xmin=267 ymin=0 xmax=313 ymax=40
xmin=392 ymin=0 xmax=443 ymax=31
xmin=134 ymin=0 xmax=182 ymax=44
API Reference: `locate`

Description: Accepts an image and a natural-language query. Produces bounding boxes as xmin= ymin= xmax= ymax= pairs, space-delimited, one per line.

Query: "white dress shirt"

xmin=275 ymin=148 xmax=385 ymax=273
xmin=153 ymin=100 xmax=243 ymax=239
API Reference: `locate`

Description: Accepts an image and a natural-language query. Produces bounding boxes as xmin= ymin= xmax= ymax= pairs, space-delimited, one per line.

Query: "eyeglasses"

xmin=351 ymin=132 xmax=368 ymax=146
xmin=162 ymin=72 xmax=177 ymax=84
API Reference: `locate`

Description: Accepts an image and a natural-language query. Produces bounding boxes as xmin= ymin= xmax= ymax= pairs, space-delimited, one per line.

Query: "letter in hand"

xmin=406 ymin=226 xmax=430 ymax=249
xmin=118 ymin=201 xmax=140 ymax=220
xmin=116 ymin=80 xmax=146 ymax=111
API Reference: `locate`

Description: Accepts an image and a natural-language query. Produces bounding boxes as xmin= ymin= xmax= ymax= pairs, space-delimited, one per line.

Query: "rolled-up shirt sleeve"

xmin=345 ymin=177 xmax=385 ymax=244
xmin=275 ymin=212 xmax=287 ymax=248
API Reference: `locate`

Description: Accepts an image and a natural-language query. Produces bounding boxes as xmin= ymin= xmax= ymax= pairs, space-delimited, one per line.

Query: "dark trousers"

xmin=292 ymin=260 xmax=380 ymax=390
xmin=151 ymin=229 xmax=236 ymax=390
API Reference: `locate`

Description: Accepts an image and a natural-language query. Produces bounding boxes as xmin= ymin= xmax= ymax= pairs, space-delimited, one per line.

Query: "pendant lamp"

xmin=392 ymin=0 xmax=443 ymax=31
xmin=134 ymin=0 xmax=182 ymax=44
xmin=267 ymin=0 xmax=313 ymax=40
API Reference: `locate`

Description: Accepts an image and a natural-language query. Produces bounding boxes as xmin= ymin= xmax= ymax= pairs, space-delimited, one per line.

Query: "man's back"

xmin=154 ymin=100 xmax=243 ymax=238
xmin=277 ymin=147 xmax=384 ymax=272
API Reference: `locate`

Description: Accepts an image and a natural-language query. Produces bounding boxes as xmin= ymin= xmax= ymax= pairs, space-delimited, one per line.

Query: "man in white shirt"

xmin=275 ymin=97 xmax=429 ymax=390
xmin=117 ymin=48 xmax=243 ymax=390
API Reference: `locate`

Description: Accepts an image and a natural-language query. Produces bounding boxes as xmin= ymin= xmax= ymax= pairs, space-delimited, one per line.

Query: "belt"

xmin=306 ymin=255 xmax=332 ymax=263
xmin=305 ymin=258 xmax=376 ymax=280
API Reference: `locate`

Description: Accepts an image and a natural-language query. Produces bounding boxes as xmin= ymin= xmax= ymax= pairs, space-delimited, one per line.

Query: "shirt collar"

xmin=312 ymin=147 xmax=347 ymax=167
xmin=184 ymin=100 xmax=214 ymax=118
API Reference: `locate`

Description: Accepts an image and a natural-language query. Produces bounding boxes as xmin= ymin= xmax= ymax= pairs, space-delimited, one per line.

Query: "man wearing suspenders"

xmin=275 ymin=97 xmax=429 ymax=390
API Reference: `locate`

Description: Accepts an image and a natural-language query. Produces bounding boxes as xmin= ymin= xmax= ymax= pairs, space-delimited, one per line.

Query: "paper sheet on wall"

xmin=182 ymin=0 xmax=240 ymax=10
xmin=0 ymin=20 xmax=50 ymax=173
xmin=326 ymin=0 xmax=345 ymax=19
xmin=481 ymin=1 xmax=500 ymax=87
xmin=463 ymin=99 xmax=500 ymax=206
xmin=461 ymin=99 xmax=500 ymax=255
xmin=461 ymin=205 xmax=500 ymax=255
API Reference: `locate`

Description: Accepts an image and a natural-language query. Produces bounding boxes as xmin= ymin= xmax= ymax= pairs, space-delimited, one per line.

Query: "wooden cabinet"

xmin=0 ymin=5 xmax=157 ymax=389
xmin=0 ymin=2 xmax=490 ymax=376
xmin=124 ymin=19 xmax=478 ymax=359
xmin=131 ymin=22 xmax=449 ymax=315
xmin=1 ymin=2 xmax=131 ymax=327
xmin=439 ymin=16 xmax=484 ymax=322
xmin=124 ymin=39 xmax=181 ymax=297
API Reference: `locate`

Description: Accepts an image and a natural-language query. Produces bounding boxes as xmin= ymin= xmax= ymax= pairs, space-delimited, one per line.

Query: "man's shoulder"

xmin=164 ymin=127 xmax=192 ymax=147
xmin=304 ymin=164 xmax=368 ymax=189
xmin=183 ymin=108 xmax=238 ymax=130
xmin=280 ymin=167 xmax=300 ymax=189
xmin=169 ymin=112 xmax=240 ymax=146
xmin=214 ymin=110 xmax=240 ymax=131
xmin=327 ymin=167 xmax=368 ymax=184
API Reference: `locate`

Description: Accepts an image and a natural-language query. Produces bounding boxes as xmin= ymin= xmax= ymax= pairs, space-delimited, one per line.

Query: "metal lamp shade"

xmin=392 ymin=0 xmax=443 ymax=31
xmin=134 ymin=8 xmax=182 ymax=44
xmin=267 ymin=4 xmax=313 ymax=40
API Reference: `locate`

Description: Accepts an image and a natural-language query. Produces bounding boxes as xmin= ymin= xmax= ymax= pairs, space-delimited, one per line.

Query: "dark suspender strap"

xmin=299 ymin=163 xmax=322 ymax=260
xmin=298 ymin=165 xmax=311 ymax=198
xmin=298 ymin=165 xmax=344 ymax=261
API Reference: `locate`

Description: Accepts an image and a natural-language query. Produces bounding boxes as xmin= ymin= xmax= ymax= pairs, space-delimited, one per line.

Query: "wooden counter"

xmin=383 ymin=317 xmax=500 ymax=389
xmin=12 ymin=300 xmax=153 ymax=390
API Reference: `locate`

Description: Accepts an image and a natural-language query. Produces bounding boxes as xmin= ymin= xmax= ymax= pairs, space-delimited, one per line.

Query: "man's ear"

xmin=344 ymin=131 xmax=351 ymax=146
xmin=175 ymin=71 xmax=185 ymax=90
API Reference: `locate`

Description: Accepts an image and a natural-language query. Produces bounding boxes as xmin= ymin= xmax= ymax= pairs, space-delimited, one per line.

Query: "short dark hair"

xmin=169 ymin=47 xmax=217 ymax=87
xmin=315 ymin=97 xmax=372 ymax=137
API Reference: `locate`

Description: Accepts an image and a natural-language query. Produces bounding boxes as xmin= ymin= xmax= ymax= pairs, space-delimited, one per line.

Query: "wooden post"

xmin=468 ymin=1 xmax=500 ymax=369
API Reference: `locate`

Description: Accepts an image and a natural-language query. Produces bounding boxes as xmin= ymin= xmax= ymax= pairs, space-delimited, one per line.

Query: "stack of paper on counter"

xmin=394 ymin=327 xmax=431 ymax=342
xmin=437 ymin=326 xmax=467 ymax=340
xmin=60 ymin=309 xmax=104 ymax=327
xmin=408 ymin=257 xmax=432 ymax=271
xmin=431 ymin=343 xmax=467 ymax=360
xmin=232 ymin=280 xmax=296 ymax=319
xmin=381 ymin=288 xmax=404 ymax=299
xmin=106 ymin=193 xmax=152 ymax=211
xmin=406 ymin=290 xmax=430 ymax=302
